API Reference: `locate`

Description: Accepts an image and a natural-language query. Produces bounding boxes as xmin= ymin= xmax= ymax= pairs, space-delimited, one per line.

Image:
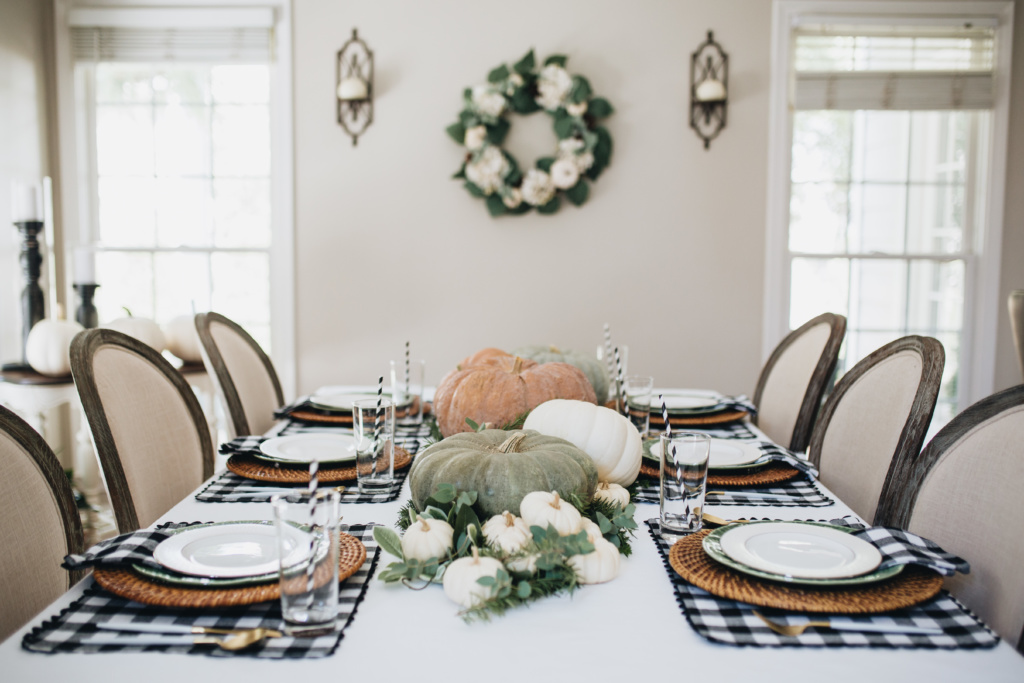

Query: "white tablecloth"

xmin=3 ymin=417 xmax=1023 ymax=682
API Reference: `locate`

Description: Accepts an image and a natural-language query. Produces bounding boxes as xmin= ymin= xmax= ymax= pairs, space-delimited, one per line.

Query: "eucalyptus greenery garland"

xmin=447 ymin=49 xmax=614 ymax=217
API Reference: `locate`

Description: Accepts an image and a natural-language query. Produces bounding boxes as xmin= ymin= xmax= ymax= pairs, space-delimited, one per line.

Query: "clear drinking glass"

xmin=353 ymin=398 xmax=395 ymax=493
xmin=623 ymin=375 xmax=654 ymax=437
xmin=271 ymin=489 xmax=341 ymax=636
xmin=390 ymin=358 xmax=426 ymax=425
xmin=659 ymin=432 xmax=711 ymax=537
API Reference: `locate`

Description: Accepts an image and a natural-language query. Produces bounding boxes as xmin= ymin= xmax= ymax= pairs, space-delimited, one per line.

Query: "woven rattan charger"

xmin=288 ymin=399 xmax=431 ymax=425
xmin=667 ymin=528 xmax=942 ymax=614
xmin=227 ymin=446 xmax=413 ymax=484
xmin=92 ymin=532 xmax=367 ymax=608
xmin=639 ymin=460 xmax=802 ymax=487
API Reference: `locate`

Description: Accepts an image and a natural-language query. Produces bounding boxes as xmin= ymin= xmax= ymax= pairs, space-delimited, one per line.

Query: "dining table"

xmin=2 ymin=386 xmax=1023 ymax=683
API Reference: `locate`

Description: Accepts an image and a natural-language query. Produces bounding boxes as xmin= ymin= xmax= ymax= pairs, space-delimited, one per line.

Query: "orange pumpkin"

xmin=434 ymin=350 xmax=597 ymax=437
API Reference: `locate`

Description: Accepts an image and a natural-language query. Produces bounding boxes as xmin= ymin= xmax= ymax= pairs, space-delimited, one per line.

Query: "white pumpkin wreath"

xmin=447 ymin=50 xmax=614 ymax=217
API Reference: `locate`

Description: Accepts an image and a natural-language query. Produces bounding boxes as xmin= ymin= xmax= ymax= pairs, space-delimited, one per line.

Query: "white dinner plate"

xmin=153 ymin=521 xmax=306 ymax=579
xmin=718 ymin=521 xmax=883 ymax=579
xmin=258 ymin=434 xmax=357 ymax=465
xmin=650 ymin=438 xmax=764 ymax=469
xmin=308 ymin=390 xmax=411 ymax=412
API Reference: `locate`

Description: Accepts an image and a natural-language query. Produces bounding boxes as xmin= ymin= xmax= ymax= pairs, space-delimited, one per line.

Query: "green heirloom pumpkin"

xmin=409 ymin=429 xmax=599 ymax=519
xmin=512 ymin=345 xmax=611 ymax=405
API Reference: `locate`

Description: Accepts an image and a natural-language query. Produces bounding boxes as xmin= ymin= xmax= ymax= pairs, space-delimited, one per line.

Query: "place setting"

xmin=22 ymin=487 xmax=382 ymax=658
xmin=646 ymin=389 xmax=758 ymax=429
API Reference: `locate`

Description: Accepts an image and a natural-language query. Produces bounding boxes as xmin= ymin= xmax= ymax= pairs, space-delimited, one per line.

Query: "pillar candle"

xmin=74 ymin=245 xmax=96 ymax=284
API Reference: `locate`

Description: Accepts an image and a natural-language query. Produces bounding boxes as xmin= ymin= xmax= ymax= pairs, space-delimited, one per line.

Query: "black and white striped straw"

xmin=613 ymin=345 xmax=625 ymax=414
xmin=603 ymin=323 xmax=614 ymax=377
xmin=305 ymin=458 xmax=320 ymax=593
xmin=373 ymin=375 xmax=383 ymax=471
xmin=660 ymin=394 xmax=671 ymax=437
xmin=404 ymin=341 xmax=410 ymax=393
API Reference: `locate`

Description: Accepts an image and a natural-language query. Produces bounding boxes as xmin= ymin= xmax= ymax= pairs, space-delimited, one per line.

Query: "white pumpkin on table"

xmin=594 ymin=481 xmax=631 ymax=508
xmin=523 ymin=399 xmax=642 ymax=487
xmin=25 ymin=304 xmax=83 ymax=377
xmin=482 ymin=511 xmax=532 ymax=554
xmin=442 ymin=547 xmax=505 ymax=608
xmin=162 ymin=314 xmax=203 ymax=363
xmin=400 ymin=516 xmax=454 ymax=562
xmin=519 ymin=490 xmax=583 ymax=536
xmin=103 ymin=308 xmax=166 ymax=351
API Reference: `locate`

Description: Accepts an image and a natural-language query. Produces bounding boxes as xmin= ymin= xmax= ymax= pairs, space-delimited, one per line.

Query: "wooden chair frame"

xmin=0 ymin=404 xmax=86 ymax=587
xmin=70 ymin=328 xmax=214 ymax=533
xmin=753 ymin=312 xmax=847 ymax=452
xmin=875 ymin=383 xmax=1024 ymax=652
xmin=808 ymin=335 xmax=944 ymax=518
xmin=194 ymin=312 xmax=283 ymax=437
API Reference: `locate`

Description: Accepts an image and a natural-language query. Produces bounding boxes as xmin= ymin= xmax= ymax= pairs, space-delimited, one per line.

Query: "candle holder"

xmin=73 ymin=283 xmax=100 ymax=329
xmin=2 ymin=220 xmax=46 ymax=372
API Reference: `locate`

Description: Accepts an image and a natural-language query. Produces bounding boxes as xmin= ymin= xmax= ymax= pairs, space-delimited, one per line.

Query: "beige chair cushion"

xmin=758 ymin=322 xmax=832 ymax=448
xmin=0 ymin=432 xmax=71 ymax=642
xmin=211 ymin=321 xmax=279 ymax=436
xmin=94 ymin=345 xmax=206 ymax=528
xmin=908 ymin=405 xmax=1024 ymax=644
xmin=817 ymin=350 xmax=923 ymax=523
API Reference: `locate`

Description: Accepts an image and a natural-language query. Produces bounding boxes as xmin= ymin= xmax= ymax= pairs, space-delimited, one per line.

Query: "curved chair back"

xmin=195 ymin=312 xmax=283 ymax=438
xmin=753 ymin=313 xmax=846 ymax=452
xmin=1010 ymin=290 xmax=1024 ymax=383
xmin=879 ymin=384 xmax=1024 ymax=651
xmin=0 ymin=405 xmax=84 ymax=642
xmin=71 ymin=328 xmax=213 ymax=532
xmin=808 ymin=335 xmax=944 ymax=524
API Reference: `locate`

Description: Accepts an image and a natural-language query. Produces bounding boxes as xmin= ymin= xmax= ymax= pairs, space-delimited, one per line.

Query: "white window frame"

xmin=51 ymin=0 xmax=296 ymax=398
xmin=764 ymin=0 xmax=1014 ymax=408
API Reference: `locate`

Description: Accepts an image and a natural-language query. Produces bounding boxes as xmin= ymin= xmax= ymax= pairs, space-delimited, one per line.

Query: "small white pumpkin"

xmin=163 ymin=314 xmax=203 ymax=363
xmin=25 ymin=305 xmax=84 ymax=377
xmin=594 ymin=482 xmax=631 ymax=509
xmin=580 ymin=517 xmax=603 ymax=539
xmin=568 ymin=532 xmax=621 ymax=585
xmin=524 ymin=399 xmax=642 ymax=487
xmin=400 ymin=515 xmax=454 ymax=562
xmin=507 ymin=552 xmax=539 ymax=575
xmin=482 ymin=511 xmax=532 ymax=554
xmin=103 ymin=308 xmax=166 ymax=351
xmin=519 ymin=490 xmax=583 ymax=536
xmin=442 ymin=547 xmax=505 ymax=608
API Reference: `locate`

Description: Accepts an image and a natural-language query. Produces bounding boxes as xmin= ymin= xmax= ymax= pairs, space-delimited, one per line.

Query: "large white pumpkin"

xmin=524 ymin=399 xmax=642 ymax=487
xmin=26 ymin=312 xmax=84 ymax=377
xmin=103 ymin=311 xmax=165 ymax=351
xmin=163 ymin=314 xmax=203 ymax=363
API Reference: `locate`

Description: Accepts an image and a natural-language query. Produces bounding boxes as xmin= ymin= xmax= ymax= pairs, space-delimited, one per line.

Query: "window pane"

xmin=212 ymin=66 xmax=269 ymax=104
xmin=790 ymin=257 xmax=849 ymax=328
xmin=851 ymin=111 xmax=909 ymax=183
xmin=906 ymin=184 xmax=963 ymax=254
xmin=211 ymin=252 xmax=270 ymax=332
xmin=94 ymin=251 xmax=154 ymax=321
xmin=213 ymin=178 xmax=271 ymax=248
xmin=847 ymin=183 xmax=906 ymax=253
xmin=154 ymin=252 xmax=211 ymax=321
xmin=789 ymin=182 xmax=848 ymax=253
xmin=849 ymin=259 xmax=906 ymax=330
xmin=154 ymin=104 xmax=210 ymax=177
xmin=98 ymin=177 xmax=156 ymax=246
xmin=95 ymin=65 xmax=154 ymax=103
xmin=212 ymin=105 xmax=270 ymax=176
xmin=96 ymin=105 xmax=153 ymax=176
xmin=155 ymin=178 xmax=212 ymax=247
xmin=792 ymin=111 xmax=852 ymax=183
xmin=152 ymin=67 xmax=210 ymax=106
xmin=907 ymin=259 xmax=964 ymax=332
xmin=909 ymin=112 xmax=968 ymax=184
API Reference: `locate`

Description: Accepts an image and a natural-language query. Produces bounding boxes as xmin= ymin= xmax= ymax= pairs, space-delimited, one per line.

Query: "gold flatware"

xmin=753 ymin=610 xmax=942 ymax=636
xmin=701 ymin=512 xmax=748 ymax=527
xmin=197 ymin=628 xmax=282 ymax=650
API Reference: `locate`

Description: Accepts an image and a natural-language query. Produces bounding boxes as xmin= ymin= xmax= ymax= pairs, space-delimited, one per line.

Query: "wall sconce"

xmin=690 ymin=30 xmax=728 ymax=149
xmin=336 ymin=28 xmax=373 ymax=146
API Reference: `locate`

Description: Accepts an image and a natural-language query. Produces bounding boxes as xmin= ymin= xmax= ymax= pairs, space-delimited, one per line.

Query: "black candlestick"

xmin=2 ymin=220 xmax=45 ymax=372
xmin=73 ymin=283 xmax=100 ymax=328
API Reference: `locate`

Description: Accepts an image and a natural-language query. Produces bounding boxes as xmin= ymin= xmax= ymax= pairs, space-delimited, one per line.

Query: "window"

xmin=766 ymin=2 xmax=1013 ymax=429
xmin=56 ymin=2 xmax=294 ymax=388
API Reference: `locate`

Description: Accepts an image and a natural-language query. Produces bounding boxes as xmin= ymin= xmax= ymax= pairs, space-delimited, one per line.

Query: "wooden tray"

xmin=92 ymin=532 xmax=367 ymax=608
xmin=668 ymin=529 xmax=942 ymax=614
xmin=640 ymin=460 xmax=802 ymax=487
xmin=227 ymin=446 xmax=412 ymax=484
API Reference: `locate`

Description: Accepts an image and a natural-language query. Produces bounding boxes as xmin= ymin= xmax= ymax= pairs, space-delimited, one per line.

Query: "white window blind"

xmin=793 ymin=21 xmax=996 ymax=110
xmin=69 ymin=8 xmax=275 ymax=63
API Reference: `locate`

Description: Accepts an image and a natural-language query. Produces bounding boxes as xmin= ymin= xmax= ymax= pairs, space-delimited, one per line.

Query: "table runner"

xmin=645 ymin=520 xmax=999 ymax=649
xmin=634 ymin=475 xmax=834 ymax=507
xmin=22 ymin=523 xmax=381 ymax=659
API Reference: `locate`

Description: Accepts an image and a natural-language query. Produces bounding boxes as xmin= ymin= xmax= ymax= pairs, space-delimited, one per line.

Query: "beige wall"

xmin=293 ymin=0 xmax=772 ymax=394
xmin=0 ymin=0 xmax=51 ymax=365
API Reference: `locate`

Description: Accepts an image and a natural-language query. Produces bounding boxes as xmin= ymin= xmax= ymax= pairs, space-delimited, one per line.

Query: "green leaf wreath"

xmin=447 ymin=49 xmax=614 ymax=217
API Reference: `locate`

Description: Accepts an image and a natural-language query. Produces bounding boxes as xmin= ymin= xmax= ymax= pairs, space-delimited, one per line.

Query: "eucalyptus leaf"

xmin=487 ymin=118 xmax=510 ymax=145
xmin=565 ymin=179 xmax=589 ymax=206
xmin=446 ymin=122 xmax=466 ymax=145
xmin=587 ymin=97 xmax=613 ymax=119
xmin=553 ymin=115 xmax=576 ymax=140
xmin=537 ymin=157 xmax=555 ymax=173
xmin=544 ymin=54 xmax=568 ymax=67
xmin=477 ymin=575 xmax=497 ymax=587
xmin=464 ymin=181 xmax=486 ymax=198
xmin=517 ymin=581 xmax=532 ymax=599
xmin=428 ymin=483 xmax=457 ymax=505
xmin=569 ymin=75 xmax=592 ymax=103
xmin=451 ymin=164 xmax=466 ymax=180
xmin=423 ymin=505 xmax=449 ymax=521
xmin=458 ymin=110 xmax=479 ymax=128
xmin=373 ymin=526 xmax=405 ymax=560
xmin=488 ymin=64 xmax=510 ymax=83
xmin=509 ymin=88 xmax=541 ymax=114
xmin=536 ymin=196 xmax=561 ymax=214
xmin=513 ymin=50 xmax=536 ymax=75
xmin=596 ymin=511 xmax=613 ymax=534
xmin=486 ymin=194 xmax=507 ymax=217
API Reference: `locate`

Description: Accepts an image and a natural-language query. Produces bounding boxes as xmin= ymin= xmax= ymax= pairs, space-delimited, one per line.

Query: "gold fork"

xmin=194 ymin=628 xmax=283 ymax=650
xmin=753 ymin=610 xmax=942 ymax=636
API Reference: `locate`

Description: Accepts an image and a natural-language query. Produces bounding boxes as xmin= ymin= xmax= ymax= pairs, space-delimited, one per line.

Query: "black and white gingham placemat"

xmin=830 ymin=517 xmax=970 ymax=576
xmin=221 ymin=420 xmax=432 ymax=457
xmin=645 ymin=520 xmax=999 ymax=649
xmin=635 ymin=475 xmax=834 ymax=507
xmin=197 ymin=470 xmax=408 ymax=504
xmin=63 ymin=527 xmax=176 ymax=572
xmin=23 ymin=523 xmax=381 ymax=659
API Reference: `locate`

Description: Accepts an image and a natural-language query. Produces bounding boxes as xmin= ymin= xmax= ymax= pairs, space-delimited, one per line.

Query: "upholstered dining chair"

xmin=0 ymin=405 xmax=84 ymax=643
xmin=875 ymin=384 xmax=1024 ymax=651
xmin=752 ymin=312 xmax=846 ymax=452
xmin=194 ymin=312 xmax=283 ymax=438
xmin=70 ymin=328 xmax=213 ymax=533
xmin=807 ymin=335 xmax=944 ymax=525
